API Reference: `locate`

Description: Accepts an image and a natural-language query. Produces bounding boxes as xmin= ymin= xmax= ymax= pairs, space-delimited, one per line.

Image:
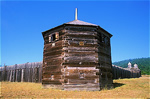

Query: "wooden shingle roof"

xmin=65 ymin=19 xmax=98 ymax=26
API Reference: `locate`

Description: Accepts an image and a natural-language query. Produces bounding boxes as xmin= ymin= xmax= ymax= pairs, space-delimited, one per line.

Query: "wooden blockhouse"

xmin=42 ymin=16 xmax=113 ymax=90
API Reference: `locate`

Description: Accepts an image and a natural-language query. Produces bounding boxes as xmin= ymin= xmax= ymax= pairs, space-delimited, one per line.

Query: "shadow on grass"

xmin=113 ymin=83 xmax=125 ymax=88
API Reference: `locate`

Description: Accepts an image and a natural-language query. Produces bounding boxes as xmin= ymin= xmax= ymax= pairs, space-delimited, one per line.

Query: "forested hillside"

xmin=113 ymin=57 xmax=150 ymax=75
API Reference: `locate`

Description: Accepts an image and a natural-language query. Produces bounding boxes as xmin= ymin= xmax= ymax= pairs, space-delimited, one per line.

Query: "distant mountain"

xmin=113 ymin=57 xmax=150 ymax=75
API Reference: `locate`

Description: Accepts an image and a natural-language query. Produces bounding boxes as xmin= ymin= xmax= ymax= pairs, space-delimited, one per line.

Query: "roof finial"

xmin=75 ymin=8 xmax=78 ymax=20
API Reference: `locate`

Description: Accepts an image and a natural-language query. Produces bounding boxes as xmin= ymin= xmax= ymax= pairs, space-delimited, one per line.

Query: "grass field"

xmin=1 ymin=75 xmax=149 ymax=98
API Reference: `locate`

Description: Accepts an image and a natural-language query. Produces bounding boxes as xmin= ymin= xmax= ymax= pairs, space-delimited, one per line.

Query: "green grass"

xmin=1 ymin=75 xmax=150 ymax=98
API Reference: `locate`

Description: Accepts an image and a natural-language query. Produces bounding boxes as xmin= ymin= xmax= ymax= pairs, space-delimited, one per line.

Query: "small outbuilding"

xmin=42 ymin=9 xmax=113 ymax=90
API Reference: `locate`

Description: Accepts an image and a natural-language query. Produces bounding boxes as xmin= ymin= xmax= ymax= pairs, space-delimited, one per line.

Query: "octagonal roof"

xmin=64 ymin=19 xmax=98 ymax=26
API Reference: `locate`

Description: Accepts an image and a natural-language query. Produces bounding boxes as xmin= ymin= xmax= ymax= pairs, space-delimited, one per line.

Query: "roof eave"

xmin=42 ymin=23 xmax=98 ymax=37
xmin=64 ymin=23 xmax=98 ymax=27
xmin=97 ymin=26 xmax=113 ymax=37
xmin=42 ymin=23 xmax=113 ymax=38
xmin=42 ymin=24 xmax=65 ymax=37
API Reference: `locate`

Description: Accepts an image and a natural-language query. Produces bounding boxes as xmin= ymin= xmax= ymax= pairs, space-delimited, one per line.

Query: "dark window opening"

xmin=51 ymin=34 xmax=56 ymax=41
xmin=49 ymin=32 xmax=59 ymax=43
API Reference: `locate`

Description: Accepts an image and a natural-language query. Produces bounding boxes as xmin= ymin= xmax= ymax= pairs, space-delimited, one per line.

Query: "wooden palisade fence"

xmin=112 ymin=65 xmax=141 ymax=79
xmin=0 ymin=62 xmax=141 ymax=82
xmin=0 ymin=62 xmax=42 ymax=82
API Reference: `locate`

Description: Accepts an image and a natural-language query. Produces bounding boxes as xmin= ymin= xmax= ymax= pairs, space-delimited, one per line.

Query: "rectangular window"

xmin=49 ymin=32 xmax=59 ymax=43
xmin=52 ymin=34 xmax=56 ymax=41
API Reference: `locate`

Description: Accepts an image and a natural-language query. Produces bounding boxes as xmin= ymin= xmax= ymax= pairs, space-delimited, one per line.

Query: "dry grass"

xmin=1 ymin=75 xmax=150 ymax=98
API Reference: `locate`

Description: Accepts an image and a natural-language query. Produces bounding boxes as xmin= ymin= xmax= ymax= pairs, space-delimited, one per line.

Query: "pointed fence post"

xmin=4 ymin=65 xmax=7 ymax=81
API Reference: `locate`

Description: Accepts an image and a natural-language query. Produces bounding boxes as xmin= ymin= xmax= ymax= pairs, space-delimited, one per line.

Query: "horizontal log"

xmin=64 ymin=46 xmax=97 ymax=51
xmin=63 ymin=58 xmax=98 ymax=63
xmin=42 ymin=80 xmax=62 ymax=85
xmin=64 ymin=83 xmax=99 ymax=88
xmin=44 ymin=46 xmax=63 ymax=52
xmin=99 ymin=60 xmax=112 ymax=65
xmin=98 ymin=66 xmax=112 ymax=69
xmin=99 ymin=56 xmax=111 ymax=62
xmin=63 ymin=42 xmax=98 ymax=47
xmin=64 ymin=52 xmax=97 ymax=56
xmin=65 ymin=38 xmax=96 ymax=41
xmin=62 ymin=62 xmax=99 ymax=67
xmin=43 ymin=65 xmax=61 ymax=69
xmin=43 ymin=66 xmax=61 ymax=72
xmin=65 ymin=32 xmax=97 ymax=36
xmin=44 ymin=49 xmax=63 ymax=56
xmin=66 ymin=67 xmax=98 ymax=70
xmin=43 ymin=71 xmax=62 ymax=75
xmin=42 ymin=78 xmax=62 ymax=81
xmin=44 ymin=40 xmax=63 ymax=49
xmin=68 ymin=39 xmax=97 ymax=44
xmin=43 ymin=75 xmax=61 ymax=79
xmin=68 ymin=50 xmax=97 ymax=53
xmin=65 ymin=74 xmax=99 ymax=79
xmin=43 ymin=64 xmax=62 ymax=68
xmin=65 ymin=79 xmax=96 ymax=84
xmin=100 ymin=64 xmax=112 ymax=68
xmin=65 ymin=35 xmax=96 ymax=40
xmin=42 ymin=84 xmax=63 ymax=89
xmin=63 ymin=56 xmax=98 ymax=62
xmin=64 ymin=71 xmax=98 ymax=76
xmin=63 ymin=64 xmax=98 ymax=67
xmin=66 ymin=29 xmax=97 ymax=33
xmin=43 ymin=57 xmax=62 ymax=63
xmin=63 ymin=54 xmax=97 ymax=59
xmin=43 ymin=68 xmax=61 ymax=73
xmin=65 ymin=34 xmax=95 ymax=38
xmin=63 ymin=51 xmax=98 ymax=56
xmin=98 ymin=47 xmax=111 ymax=55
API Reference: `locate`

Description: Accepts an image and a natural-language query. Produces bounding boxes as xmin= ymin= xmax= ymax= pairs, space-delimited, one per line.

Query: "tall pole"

xmin=75 ymin=8 xmax=78 ymax=20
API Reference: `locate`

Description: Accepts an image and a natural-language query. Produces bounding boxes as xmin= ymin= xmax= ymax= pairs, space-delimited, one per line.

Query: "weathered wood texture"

xmin=42 ymin=25 xmax=113 ymax=90
xmin=0 ymin=62 xmax=42 ymax=82
xmin=42 ymin=29 xmax=65 ymax=85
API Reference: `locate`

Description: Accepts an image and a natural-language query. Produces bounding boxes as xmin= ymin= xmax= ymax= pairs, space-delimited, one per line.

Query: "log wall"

xmin=96 ymin=29 xmax=113 ymax=89
xmin=62 ymin=28 xmax=100 ymax=91
xmin=42 ymin=28 xmax=65 ymax=86
xmin=42 ymin=24 xmax=113 ymax=91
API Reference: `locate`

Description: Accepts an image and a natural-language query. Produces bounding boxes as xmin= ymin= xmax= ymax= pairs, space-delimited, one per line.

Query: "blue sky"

xmin=1 ymin=1 xmax=149 ymax=66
